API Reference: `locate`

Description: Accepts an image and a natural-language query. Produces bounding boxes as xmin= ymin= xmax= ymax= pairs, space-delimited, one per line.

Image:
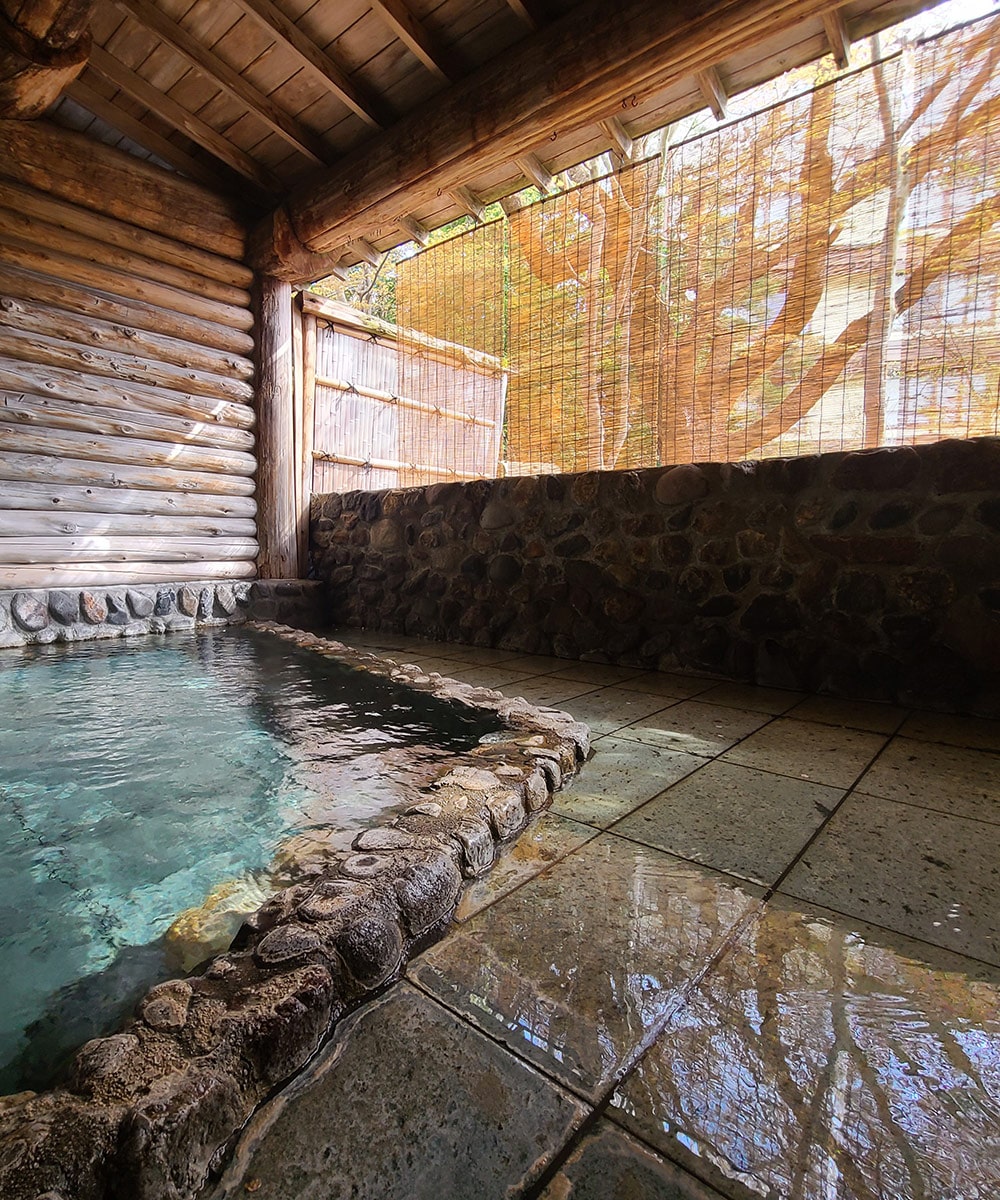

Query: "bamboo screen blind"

xmin=393 ymin=14 xmax=999 ymax=477
xmin=309 ymin=299 xmax=506 ymax=494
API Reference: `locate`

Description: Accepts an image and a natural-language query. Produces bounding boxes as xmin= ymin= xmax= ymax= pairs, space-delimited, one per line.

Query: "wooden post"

xmin=300 ymin=311 xmax=317 ymax=577
xmin=255 ymin=275 xmax=297 ymax=578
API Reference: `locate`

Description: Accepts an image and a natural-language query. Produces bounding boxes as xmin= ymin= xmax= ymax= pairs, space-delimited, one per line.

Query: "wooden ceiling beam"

xmin=822 ymin=8 xmax=852 ymax=68
xmin=65 ymin=75 xmax=225 ymax=190
xmin=369 ymin=0 xmax=459 ymax=83
xmin=253 ymin=0 xmax=854 ymax=276
xmin=696 ymin=65 xmax=728 ymax=120
xmin=228 ymin=0 xmax=389 ymax=129
xmin=0 ymin=0 xmax=92 ymax=117
xmin=88 ymin=44 xmax=280 ymax=197
xmin=112 ymin=0 xmax=329 ymax=165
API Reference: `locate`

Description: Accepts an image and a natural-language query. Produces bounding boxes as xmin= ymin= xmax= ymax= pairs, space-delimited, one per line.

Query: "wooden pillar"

xmin=255 ymin=275 xmax=298 ymax=578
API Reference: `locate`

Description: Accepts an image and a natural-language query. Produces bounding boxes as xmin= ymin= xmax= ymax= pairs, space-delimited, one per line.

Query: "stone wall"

xmin=0 ymin=580 xmax=322 ymax=649
xmin=312 ymin=437 xmax=1000 ymax=716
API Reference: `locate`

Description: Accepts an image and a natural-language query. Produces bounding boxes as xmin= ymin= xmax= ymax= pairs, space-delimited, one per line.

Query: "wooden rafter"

xmin=65 ymin=75 xmax=224 ymax=190
xmin=822 ymin=8 xmax=852 ymax=68
xmin=228 ymin=0 xmax=389 ymax=129
xmin=369 ymin=0 xmax=459 ymax=82
xmin=504 ymin=0 xmax=543 ymax=30
xmin=397 ymin=214 xmax=430 ymax=245
xmin=696 ymin=65 xmax=728 ymax=120
xmin=88 ymin=44 xmax=280 ymax=195
xmin=346 ymin=237 xmax=381 ymax=266
xmin=515 ymin=151 xmax=555 ymax=192
xmin=451 ymin=185 xmax=486 ymax=222
xmin=599 ymin=116 xmax=633 ymax=161
xmin=112 ymin=0 xmax=330 ymax=166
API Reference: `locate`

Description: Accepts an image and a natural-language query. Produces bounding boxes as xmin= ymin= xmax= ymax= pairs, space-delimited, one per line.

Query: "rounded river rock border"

xmin=0 ymin=621 xmax=590 ymax=1200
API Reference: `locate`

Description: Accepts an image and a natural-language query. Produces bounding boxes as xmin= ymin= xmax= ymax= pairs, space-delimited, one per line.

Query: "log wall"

xmin=0 ymin=119 xmax=258 ymax=588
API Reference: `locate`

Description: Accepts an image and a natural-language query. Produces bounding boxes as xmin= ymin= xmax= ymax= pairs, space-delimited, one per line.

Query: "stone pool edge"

xmin=0 ymin=621 xmax=591 ymax=1200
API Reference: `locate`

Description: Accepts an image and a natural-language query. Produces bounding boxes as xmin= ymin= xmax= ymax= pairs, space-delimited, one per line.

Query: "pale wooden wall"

xmin=0 ymin=119 xmax=258 ymax=589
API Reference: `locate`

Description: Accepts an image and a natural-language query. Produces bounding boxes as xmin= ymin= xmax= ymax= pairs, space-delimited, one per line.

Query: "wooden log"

xmin=0 ymin=119 xmax=248 ymax=258
xmin=0 ymin=424 xmax=256 ymax=476
xmin=0 ymin=178 xmax=253 ymax=289
xmin=0 ymin=478 xmax=257 ymax=519
xmin=0 ymin=536 xmax=259 ymax=564
xmin=0 ymin=261 xmax=255 ymax=358
xmin=0 ymin=509 xmax=256 ymax=538
xmin=0 ymin=449 xmax=257 ymax=496
xmin=291 ymin=300 xmax=304 ymax=575
xmin=254 ymin=0 xmax=858 ymax=271
xmin=0 ymin=291 xmax=253 ymax=382
xmin=0 ymin=324 xmax=254 ymax=406
xmin=0 ymin=195 xmax=251 ymax=308
xmin=0 ymin=560 xmax=257 ymax=587
xmin=0 ymin=392 xmax=256 ymax=453
xmin=255 ymin=276 xmax=297 ymax=579
xmin=0 ymin=359 xmax=255 ymax=433
xmin=0 ymin=232 xmax=253 ymax=334
xmin=0 ymin=0 xmax=92 ymax=118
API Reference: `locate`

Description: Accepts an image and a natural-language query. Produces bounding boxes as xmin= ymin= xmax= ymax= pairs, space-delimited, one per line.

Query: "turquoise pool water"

xmin=0 ymin=628 xmax=497 ymax=1092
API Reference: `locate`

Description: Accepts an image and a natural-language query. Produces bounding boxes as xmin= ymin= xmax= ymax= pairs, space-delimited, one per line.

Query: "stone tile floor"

xmin=211 ymin=630 xmax=1000 ymax=1200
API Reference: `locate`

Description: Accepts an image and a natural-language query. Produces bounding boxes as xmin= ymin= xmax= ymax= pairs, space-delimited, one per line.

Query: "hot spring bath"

xmin=0 ymin=627 xmax=500 ymax=1093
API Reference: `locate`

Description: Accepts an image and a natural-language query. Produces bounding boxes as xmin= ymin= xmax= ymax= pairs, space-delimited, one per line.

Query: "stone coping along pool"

xmin=0 ymin=622 xmax=590 ymax=1200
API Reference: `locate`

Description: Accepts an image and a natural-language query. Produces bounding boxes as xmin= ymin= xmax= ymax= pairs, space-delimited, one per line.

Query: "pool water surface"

xmin=0 ymin=627 xmax=498 ymax=1092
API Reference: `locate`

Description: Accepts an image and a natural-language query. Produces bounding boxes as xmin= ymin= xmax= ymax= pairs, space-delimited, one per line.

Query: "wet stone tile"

xmin=499 ymin=654 xmax=577 ymax=674
xmin=447 ymin=665 xmax=541 ymax=689
xmin=210 ymin=983 xmax=585 ymax=1200
xmin=858 ymin=737 xmax=1000 ymax=823
xmin=409 ymin=834 xmax=761 ymax=1101
xmin=616 ymin=701 xmax=772 ymax=758
xmin=780 ymin=792 xmax=1000 ymax=965
xmin=785 ymin=694 xmax=908 ymax=733
xmin=612 ymin=893 xmax=1000 ymax=1200
xmin=541 ymin=1119 xmax=727 ymax=1200
xmin=555 ymin=688 xmax=680 ymax=737
xmin=551 ymin=736 xmax=705 ymax=828
xmin=721 ymin=718 xmax=887 ymax=787
xmin=507 ymin=677 xmax=601 ymax=708
xmin=551 ymin=662 xmax=648 ymax=686
xmin=611 ymin=672 xmax=716 ymax=700
xmin=455 ymin=813 xmax=597 ymax=922
xmin=899 ymin=711 xmax=1000 ymax=753
xmin=614 ymin=761 xmax=843 ymax=886
xmin=697 ymin=681 xmax=804 ymax=715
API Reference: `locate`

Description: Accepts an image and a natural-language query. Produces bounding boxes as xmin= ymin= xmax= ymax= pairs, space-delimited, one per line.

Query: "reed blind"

xmin=392 ymin=13 xmax=999 ymax=477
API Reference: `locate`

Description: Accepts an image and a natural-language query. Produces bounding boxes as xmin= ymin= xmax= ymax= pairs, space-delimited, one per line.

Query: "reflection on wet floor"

xmin=212 ymin=629 xmax=1000 ymax=1200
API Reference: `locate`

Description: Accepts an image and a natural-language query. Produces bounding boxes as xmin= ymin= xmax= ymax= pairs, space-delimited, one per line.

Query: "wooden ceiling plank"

xmin=514 ymin=150 xmax=555 ymax=192
xmin=111 ymin=0 xmax=329 ymax=164
xmin=822 ymin=7 xmax=852 ymax=68
xmin=228 ymin=0 xmax=390 ymax=128
xmin=65 ymin=75 xmax=226 ymax=189
xmin=696 ymin=64 xmax=728 ymax=119
xmin=88 ymin=44 xmax=280 ymax=196
xmin=370 ymin=0 xmax=459 ymax=82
